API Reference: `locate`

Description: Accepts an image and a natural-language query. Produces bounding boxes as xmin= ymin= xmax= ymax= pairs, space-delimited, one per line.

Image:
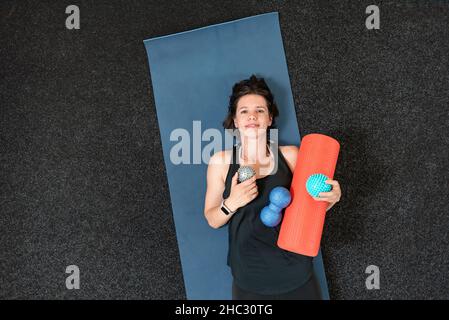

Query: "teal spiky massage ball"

xmin=306 ymin=173 xmax=332 ymax=197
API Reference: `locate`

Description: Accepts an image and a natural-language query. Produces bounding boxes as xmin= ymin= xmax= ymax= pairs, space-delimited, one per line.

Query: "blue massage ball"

xmin=306 ymin=173 xmax=332 ymax=197
xmin=269 ymin=186 xmax=291 ymax=209
xmin=260 ymin=206 xmax=282 ymax=227
xmin=260 ymin=187 xmax=291 ymax=227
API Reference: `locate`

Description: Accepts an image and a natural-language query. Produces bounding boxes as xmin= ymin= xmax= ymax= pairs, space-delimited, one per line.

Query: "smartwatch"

xmin=220 ymin=199 xmax=235 ymax=215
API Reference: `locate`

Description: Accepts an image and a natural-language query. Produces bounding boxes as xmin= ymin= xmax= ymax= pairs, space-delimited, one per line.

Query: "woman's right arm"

xmin=204 ymin=151 xmax=258 ymax=229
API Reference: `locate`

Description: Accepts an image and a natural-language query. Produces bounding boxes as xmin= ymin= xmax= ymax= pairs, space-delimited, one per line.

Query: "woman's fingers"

xmin=317 ymin=191 xmax=333 ymax=197
xmin=248 ymin=183 xmax=258 ymax=192
xmin=250 ymin=189 xmax=258 ymax=198
xmin=325 ymin=180 xmax=341 ymax=192
xmin=315 ymin=180 xmax=341 ymax=202
xmin=245 ymin=190 xmax=257 ymax=202
xmin=248 ymin=183 xmax=258 ymax=195
xmin=314 ymin=192 xmax=340 ymax=202
xmin=242 ymin=175 xmax=257 ymax=186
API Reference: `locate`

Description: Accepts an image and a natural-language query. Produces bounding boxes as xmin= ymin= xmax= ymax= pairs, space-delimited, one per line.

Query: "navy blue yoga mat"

xmin=143 ymin=12 xmax=330 ymax=300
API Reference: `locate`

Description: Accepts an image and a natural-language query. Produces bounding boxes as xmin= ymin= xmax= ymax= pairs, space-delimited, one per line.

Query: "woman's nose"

xmin=248 ymin=112 xmax=257 ymax=120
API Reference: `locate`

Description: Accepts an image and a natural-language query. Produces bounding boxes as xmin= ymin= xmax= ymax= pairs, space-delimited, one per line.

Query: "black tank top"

xmin=222 ymin=143 xmax=313 ymax=295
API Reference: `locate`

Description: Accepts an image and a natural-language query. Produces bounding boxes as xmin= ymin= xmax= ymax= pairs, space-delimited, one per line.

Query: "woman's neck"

xmin=239 ymin=136 xmax=270 ymax=165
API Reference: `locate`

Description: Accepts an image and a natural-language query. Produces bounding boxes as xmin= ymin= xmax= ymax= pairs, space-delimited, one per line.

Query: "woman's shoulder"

xmin=209 ymin=148 xmax=233 ymax=166
xmin=279 ymin=145 xmax=298 ymax=173
xmin=279 ymin=145 xmax=298 ymax=157
xmin=208 ymin=149 xmax=234 ymax=183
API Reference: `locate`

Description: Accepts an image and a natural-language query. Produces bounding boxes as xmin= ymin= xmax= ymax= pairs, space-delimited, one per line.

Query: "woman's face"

xmin=233 ymin=94 xmax=272 ymax=139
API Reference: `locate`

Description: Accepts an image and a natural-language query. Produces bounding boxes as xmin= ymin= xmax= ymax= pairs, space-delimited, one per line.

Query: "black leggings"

xmin=232 ymin=273 xmax=322 ymax=300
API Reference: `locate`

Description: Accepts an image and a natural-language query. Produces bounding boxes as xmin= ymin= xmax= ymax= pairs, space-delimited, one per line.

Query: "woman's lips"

xmin=245 ymin=124 xmax=259 ymax=128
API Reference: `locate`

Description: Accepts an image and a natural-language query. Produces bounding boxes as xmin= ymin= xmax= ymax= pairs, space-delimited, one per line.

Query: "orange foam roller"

xmin=277 ymin=133 xmax=340 ymax=257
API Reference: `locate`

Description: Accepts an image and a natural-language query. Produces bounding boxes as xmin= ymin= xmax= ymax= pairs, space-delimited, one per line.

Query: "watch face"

xmin=221 ymin=206 xmax=230 ymax=215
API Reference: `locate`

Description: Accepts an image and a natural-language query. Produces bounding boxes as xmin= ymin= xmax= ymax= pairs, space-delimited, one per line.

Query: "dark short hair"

xmin=222 ymin=74 xmax=279 ymax=130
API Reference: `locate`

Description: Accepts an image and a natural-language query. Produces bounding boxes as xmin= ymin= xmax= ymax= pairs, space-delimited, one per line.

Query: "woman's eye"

xmin=258 ymin=109 xmax=265 ymax=113
xmin=241 ymin=110 xmax=247 ymax=114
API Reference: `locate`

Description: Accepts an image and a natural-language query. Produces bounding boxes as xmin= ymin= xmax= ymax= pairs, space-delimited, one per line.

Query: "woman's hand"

xmin=312 ymin=179 xmax=341 ymax=212
xmin=224 ymin=172 xmax=258 ymax=212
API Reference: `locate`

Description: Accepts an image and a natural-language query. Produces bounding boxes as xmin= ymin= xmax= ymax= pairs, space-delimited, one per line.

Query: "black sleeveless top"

xmin=222 ymin=143 xmax=313 ymax=295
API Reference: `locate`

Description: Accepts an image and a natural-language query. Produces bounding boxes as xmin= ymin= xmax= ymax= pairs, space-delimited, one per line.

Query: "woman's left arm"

xmin=312 ymin=179 xmax=342 ymax=212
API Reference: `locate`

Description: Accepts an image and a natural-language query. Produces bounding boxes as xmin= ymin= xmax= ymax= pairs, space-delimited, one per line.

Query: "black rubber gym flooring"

xmin=1 ymin=0 xmax=448 ymax=299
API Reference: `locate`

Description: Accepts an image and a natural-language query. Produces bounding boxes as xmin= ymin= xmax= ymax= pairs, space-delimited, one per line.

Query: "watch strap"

xmin=221 ymin=199 xmax=235 ymax=215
